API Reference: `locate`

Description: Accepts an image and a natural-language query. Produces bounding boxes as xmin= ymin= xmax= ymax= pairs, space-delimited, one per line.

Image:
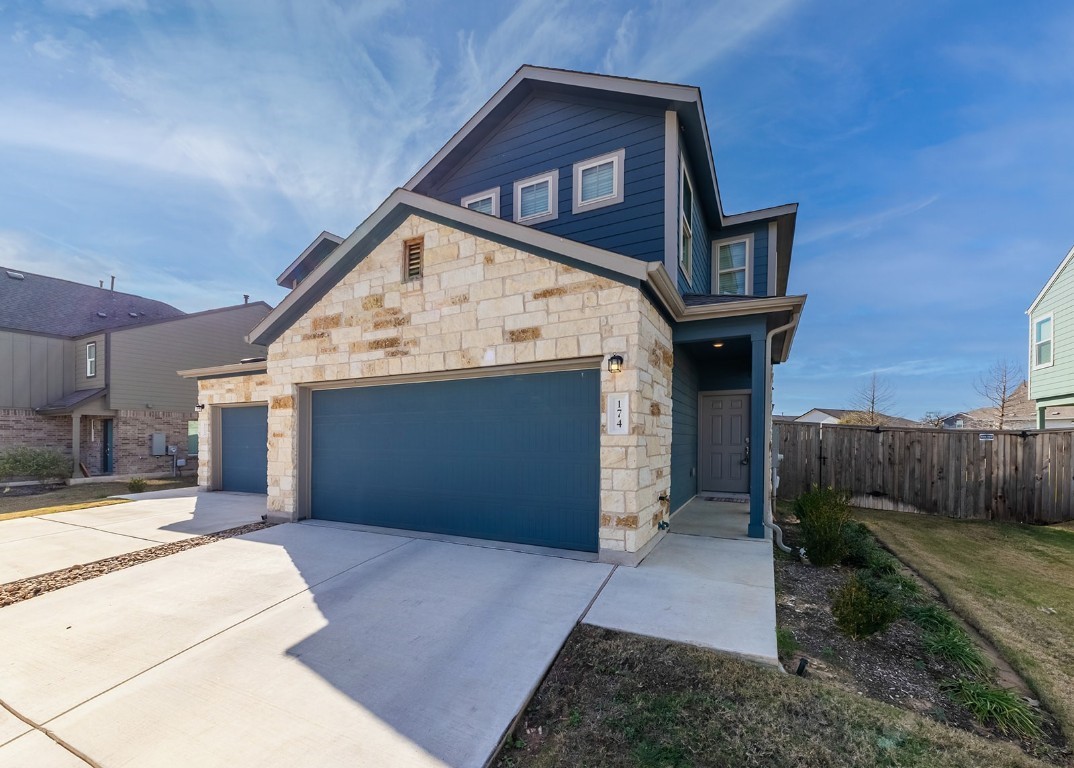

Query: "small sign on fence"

xmin=979 ymin=433 xmax=995 ymax=441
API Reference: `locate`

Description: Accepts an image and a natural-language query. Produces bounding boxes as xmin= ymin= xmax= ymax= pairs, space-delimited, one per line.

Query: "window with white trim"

xmin=513 ymin=169 xmax=558 ymax=225
xmin=679 ymin=163 xmax=693 ymax=279
xmin=86 ymin=341 xmax=97 ymax=378
xmin=572 ymin=149 xmax=624 ymax=213
xmin=461 ymin=188 xmax=499 ymax=217
xmin=714 ymin=236 xmax=753 ymax=296
xmin=1034 ymin=314 xmax=1054 ymax=368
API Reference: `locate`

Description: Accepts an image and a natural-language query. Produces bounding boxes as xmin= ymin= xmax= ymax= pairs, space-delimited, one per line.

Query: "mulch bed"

xmin=0 ymin=521 xmax=275 ymax=608
xmin=0 ymin=483 xmax=66 ymax=499
xmin=774 ymin=515 xmax=1068 ymax=763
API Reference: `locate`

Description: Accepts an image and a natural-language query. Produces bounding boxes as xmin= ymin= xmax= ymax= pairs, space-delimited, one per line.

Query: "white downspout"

xmin=764 ymin=312 xmax=799 ymax=554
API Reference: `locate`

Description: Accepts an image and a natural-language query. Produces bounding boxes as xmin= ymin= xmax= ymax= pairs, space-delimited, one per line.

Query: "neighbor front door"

xmin=699 ymin=393 xmax=750 ymax=494
xmin=102 ymin=419 xmax=114 ymax=474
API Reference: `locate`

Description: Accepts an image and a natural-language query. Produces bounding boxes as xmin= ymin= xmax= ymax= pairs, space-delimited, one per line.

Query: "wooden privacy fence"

xmin=775 ymin=422 xmax=1074 ymax=523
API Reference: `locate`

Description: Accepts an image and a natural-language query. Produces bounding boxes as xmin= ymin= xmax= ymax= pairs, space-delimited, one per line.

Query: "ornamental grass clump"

xmin=794 ymin=486 xmax=852 ymax=566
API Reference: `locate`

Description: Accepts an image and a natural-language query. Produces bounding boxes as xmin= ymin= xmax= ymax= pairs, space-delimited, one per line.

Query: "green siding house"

xmin=1028 ymin=244 xmax=1074 ymax=428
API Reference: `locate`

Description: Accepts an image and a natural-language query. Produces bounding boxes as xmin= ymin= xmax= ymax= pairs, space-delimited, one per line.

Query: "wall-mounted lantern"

xmin=607 ymin=354 xmax=624 ymax=373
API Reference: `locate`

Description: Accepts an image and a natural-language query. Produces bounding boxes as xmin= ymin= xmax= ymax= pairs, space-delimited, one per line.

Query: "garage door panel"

xmin=310 ymin=370 xmax=599 ymax=552
xmin=220 ymin=405 xmax=268 ymax=494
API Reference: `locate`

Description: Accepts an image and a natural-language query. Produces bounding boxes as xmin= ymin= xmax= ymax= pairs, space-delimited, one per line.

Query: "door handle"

xmin=741 ymin=438 xmax=750 ymax=465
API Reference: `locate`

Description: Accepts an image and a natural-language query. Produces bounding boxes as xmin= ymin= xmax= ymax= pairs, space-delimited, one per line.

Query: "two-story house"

xmin=0 ymin=267 xmax=269 ymax=479
xmin=1028 ymin=244 xmax=1074 ymax=429
xmin=182 ymin=66 xmax=806 ymax=565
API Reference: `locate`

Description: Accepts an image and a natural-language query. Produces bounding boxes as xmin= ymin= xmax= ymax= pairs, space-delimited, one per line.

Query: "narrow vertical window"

xmin=1034 ymin=315 xmax=1054 ymax=368
xmin=403 ymin=237 xmax=424 ymax=281
xmin=86 ymin=341 xmax=97 ymax=378
xmin=679 ymin=164 xmax=693 ymax=279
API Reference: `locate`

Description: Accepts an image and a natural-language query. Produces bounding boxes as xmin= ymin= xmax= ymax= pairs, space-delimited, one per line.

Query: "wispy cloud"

xmin=796 ymin=195 xmax=939 ymax=245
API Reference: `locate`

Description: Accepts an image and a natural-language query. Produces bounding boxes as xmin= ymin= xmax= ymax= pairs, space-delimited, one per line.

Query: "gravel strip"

xmin=0 ymin=522 xmax=275 ymax=609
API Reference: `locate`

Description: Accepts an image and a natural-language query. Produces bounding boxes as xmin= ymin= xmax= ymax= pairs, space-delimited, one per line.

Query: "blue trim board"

xmin=749 ymin=338 xmax=767 ymax=538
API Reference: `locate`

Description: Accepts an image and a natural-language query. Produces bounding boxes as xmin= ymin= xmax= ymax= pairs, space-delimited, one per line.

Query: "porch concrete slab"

xmin=583 ymin=532 xmax=778 ymax=664
xmin=0 ymin=730 xmax=86 ymax=767
xmin=0 ymin=706 xmax=30 ymax=747
xmin=0 ymin=526 xmax=156 ymax=584
xmin=0 ymin=524 xmax=409 ymax=724
xmin=2 ymin=530 xmax=611 ymax=768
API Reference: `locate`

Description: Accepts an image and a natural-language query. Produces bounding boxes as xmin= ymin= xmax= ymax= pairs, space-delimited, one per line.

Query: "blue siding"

xmin=670 ymin=348 xmax=699 ymax=512
xmin=420 ymin=93 xmax=665 ymax=262
xmin=309 ymin=370 xmax=600 ymax=552
xmin=220 ymin=405 xmax=268 ymax=494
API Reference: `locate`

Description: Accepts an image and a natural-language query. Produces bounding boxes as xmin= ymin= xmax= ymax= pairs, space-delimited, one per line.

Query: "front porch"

xmin=669 ymin=497 xmax=771 ymax=542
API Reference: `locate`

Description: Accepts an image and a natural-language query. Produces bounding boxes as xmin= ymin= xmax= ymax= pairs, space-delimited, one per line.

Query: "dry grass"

xmin=0 ymin=498 xmax=130 ymax=522
xmin=0 ymin=476 xmax=196 ymax=517
xmin=497 ymin=625 xmax=1052 ymax=768
xmin=860 ymin=510 xmax=1074 ymax=746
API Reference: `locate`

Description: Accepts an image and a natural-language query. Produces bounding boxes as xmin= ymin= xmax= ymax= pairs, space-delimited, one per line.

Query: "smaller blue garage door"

xmin=219 ymin=405 xmax=268 ymax=494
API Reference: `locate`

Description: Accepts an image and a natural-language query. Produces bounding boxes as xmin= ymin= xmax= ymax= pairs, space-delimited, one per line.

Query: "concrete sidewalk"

xmin=0 ymin=523 xmax=612 ymax=768
xmin=583 ymin=499 xmax=778 ymax=664
xmin=0 ymin=489 xmax=266 ymax=583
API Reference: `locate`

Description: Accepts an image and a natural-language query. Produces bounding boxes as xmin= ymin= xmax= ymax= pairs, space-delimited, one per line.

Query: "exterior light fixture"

xmin=195 ymin=404 xmax=206 ymax=411
xmin=712 ymin=342 xmax=724 ymax=348
xmin=608 ymin=354 xmax=624 ymax=373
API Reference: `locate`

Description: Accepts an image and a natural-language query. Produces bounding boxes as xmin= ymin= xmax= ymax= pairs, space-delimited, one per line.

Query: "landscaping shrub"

xmin=864 ymin=548 xmax=900 ymax=577
xmin=127 ymin=477 xmax=148 ymax=493
xmin=0 ymin=446 xmax=71 ymax=483
xmin=794 ymin=486 xmax=852 ymax=566
xmin=832 ymin=573 xmax=902 ymax=639
xmin=776 ymin=627 xmax=800 ymax=657
xmin=924 ymin=627 xmax=989 ymax=677
xmin=842 ymin=521 xmax=875 ymax=566
xmin=944 ymin=679 xmax=1042 ymax=738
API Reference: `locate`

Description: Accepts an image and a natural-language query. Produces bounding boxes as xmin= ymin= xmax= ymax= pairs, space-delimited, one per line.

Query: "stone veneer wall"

xmin=199 ymin=214 xmax=674 ymax=556
xmin=113 ymin=410 xmax=199 ymax=477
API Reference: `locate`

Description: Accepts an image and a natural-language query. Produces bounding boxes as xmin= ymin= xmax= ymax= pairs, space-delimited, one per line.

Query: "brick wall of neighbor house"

xmin=195 ymin=372 xmax=273 ymax=489
xmin=245 ymin=214 xmax=674 ymax=556
xmin=113 ymin=410 xmax=199 ymax=476
xmin=0 ymin=409 xmax=72 ymax=457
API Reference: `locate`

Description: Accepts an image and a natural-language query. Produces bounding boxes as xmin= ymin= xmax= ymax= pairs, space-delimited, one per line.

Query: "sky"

xmin=2 ymin=0 xmax=1072 ymax=418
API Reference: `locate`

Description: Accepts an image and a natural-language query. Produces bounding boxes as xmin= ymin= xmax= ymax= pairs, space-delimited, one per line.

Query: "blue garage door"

xmin=310 ymin=369 xmax=600 ymax=552
xmin=220 ymin=405 xmax=268 ymax=494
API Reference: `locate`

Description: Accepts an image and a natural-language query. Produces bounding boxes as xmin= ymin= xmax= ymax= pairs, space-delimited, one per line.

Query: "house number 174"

xmin=606 ymin=394 xmax=629 ymax=435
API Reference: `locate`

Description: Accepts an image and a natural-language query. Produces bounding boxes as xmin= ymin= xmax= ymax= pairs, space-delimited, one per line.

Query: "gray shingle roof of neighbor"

xmin=36 ymin=388 xmax=107 ymax=414
xmin=0 ymin=267 xmax=185 ymax=337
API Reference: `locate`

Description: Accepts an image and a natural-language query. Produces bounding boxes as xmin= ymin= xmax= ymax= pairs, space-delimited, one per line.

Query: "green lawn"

xmin=0 ymin=476 xmax=196 ymax=519
xmin=860 ymin=510 xmax=1074 ymax=746
xmin=496 ymin=625 xmax=1051 ymax=768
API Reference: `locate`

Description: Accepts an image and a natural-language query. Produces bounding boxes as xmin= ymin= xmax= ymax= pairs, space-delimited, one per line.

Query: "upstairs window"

xmin=86 ymin=341 xmax=97 ymax=378
xmin=679 ymin=163 xmax=693 ymax=279
xmin=715 ymin=235 xmax=753 ymax=295
xmin=513 ymin=169 xmax=558 ymax=225
xmin=1035 ymin=314 xmax=1054 ymax=368
xmin=572 ymin=149 xmax=625 ymax=213
xmin=461 ymin=188 xmax=499 ymax=217
xmin=403 ymin=237 xmax=424 ymax=282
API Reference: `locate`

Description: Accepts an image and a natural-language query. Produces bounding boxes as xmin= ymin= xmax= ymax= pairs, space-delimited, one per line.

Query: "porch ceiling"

xmin=679 ymin=338 xmax=751 ymax=366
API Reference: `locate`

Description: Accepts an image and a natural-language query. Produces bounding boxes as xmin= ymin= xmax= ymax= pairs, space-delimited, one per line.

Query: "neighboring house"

xmin=944 ymin=382 xmax=1074 ymax=431
xmin=793 ymin=408 xmax=919 ymax=427
xmin=181 ymin=66 xmax=806 ymax=565
xmin=1028 ymin=244 xmax=1074 ymax=429
xmin=0 ymin=267 xmax=270 ymax=478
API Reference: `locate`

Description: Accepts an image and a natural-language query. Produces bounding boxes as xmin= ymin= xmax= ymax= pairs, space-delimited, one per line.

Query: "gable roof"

xmin=404 ymin=65 xmax=730 ymax=225
xmin=246 ymin=189 xmax=806 ymax=358
xmin=276 ymin=231 xmax=344 ymax=288
xmin=1028 ymin=243 xmax=1074 ymax=314
xmin=0 ymin=267 xmax=184 ymax=337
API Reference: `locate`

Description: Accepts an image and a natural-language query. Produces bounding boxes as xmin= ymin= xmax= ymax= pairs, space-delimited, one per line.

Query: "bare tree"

xmin=974 ymin=360 xmax=1024 ymax=430
xmin=842 ymin=373 xmax=896 ymax=426
xmin=921 ymin=411 xmax=947 ymax=427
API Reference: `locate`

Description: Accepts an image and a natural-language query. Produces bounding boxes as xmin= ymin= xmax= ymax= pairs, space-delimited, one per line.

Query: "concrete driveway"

xmin=0 ymin=522 xmax=613 ymax=767
xmin=0 ymin=488 xmax=266 ymax=583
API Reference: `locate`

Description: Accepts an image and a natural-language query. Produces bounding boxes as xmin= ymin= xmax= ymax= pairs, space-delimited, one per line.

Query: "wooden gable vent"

xmin=403 ymin=237 xmax=424 ymax=281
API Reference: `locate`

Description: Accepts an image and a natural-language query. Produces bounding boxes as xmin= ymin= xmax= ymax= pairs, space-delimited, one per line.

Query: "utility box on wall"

xmin=149 ymin=432 xmax=166 ymax=456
